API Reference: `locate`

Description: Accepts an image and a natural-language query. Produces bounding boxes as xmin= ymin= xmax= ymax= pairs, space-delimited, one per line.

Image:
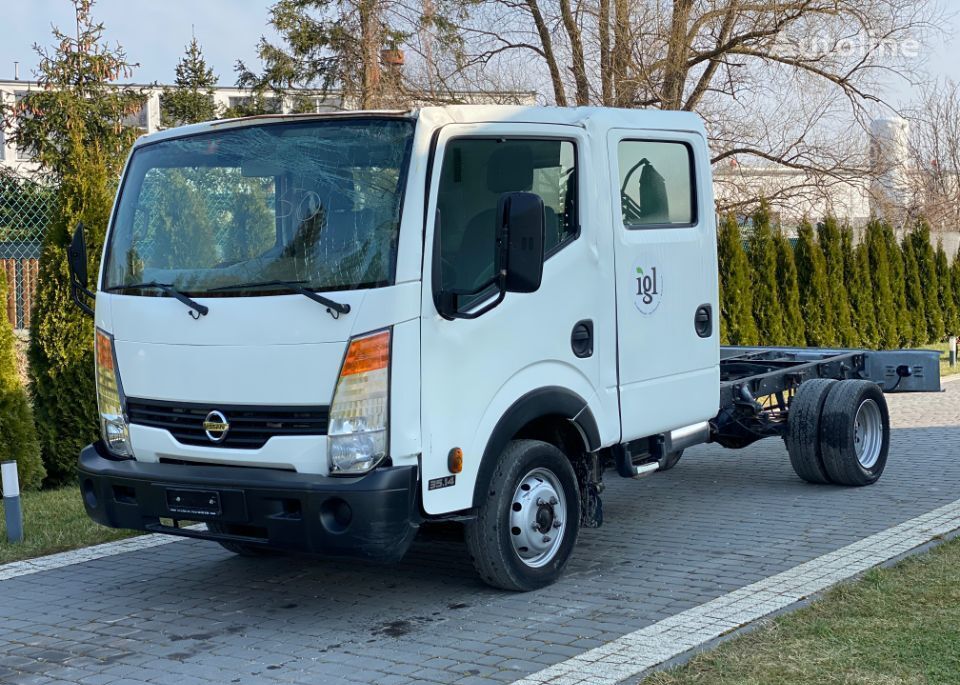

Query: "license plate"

xmin=166 ymin=488 xmax=221 ymax=517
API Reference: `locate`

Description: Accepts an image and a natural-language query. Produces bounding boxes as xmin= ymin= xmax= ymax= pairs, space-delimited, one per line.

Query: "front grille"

xmin=127 ymin=399 xmax=329 ymax=450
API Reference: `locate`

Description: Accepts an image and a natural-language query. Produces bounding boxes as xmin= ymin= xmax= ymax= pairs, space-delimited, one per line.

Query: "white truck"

xmin=69 ymin=106 xmax=940 ymax=591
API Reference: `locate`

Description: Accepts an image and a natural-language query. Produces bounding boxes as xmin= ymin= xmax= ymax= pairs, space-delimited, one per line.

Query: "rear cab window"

xmin=618 ymin=140 xmax=696 ymax=228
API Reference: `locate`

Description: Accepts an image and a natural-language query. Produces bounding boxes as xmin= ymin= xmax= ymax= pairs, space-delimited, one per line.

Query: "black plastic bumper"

xmin=78 ymin=442 xmax=420 ymax=562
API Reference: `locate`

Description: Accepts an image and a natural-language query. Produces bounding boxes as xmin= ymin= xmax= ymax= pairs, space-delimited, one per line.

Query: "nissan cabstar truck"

xmin=69 ymin=106 xmax=941 ymax=591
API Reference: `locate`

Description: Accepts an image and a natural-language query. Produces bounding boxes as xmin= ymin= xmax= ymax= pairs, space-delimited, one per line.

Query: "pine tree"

xmin=911 ymin=222 xmax=944 ymax=342
xmin=236 ymin=0 xmax=410 ymax=109
xmin=748 ymin=203 xmax=786 ymax=345
xmin=882 ymin=222 xmax=913 ymax=346
xmin=161 ymin=37 xmax=219 ymax=127
xmin=954 ymin=245 xmax=960 ymax=335
xmin=773 ymin=228 xmax=805 ymax=345
xmin=865 ymin=220 xmax=898 ymax=348
xmin=901 ymin=233 xmax=927 ymax=346
xmin=717 ymin=215 xmax=759 ymax=345
xmin=844 ymin=229 xmax=879 ymax=348
xmin=936 ymin=239 xmax=959 ymax=337
xmin=817 ymin=217 xmax=857 ymax=347
xmin=794 ymin=220 xmax=833 ymax=346
xmin=1 ymin=1 xmax=144 ymax=483
xmin=0 ymin=277 xmax=44 ymax=490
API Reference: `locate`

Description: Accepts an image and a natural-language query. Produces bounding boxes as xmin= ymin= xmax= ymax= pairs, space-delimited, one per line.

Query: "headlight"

xmin=95 ymin=329 xmax=132 ymax=457
xmin=328 ymin=329 xmax=390 ymax=475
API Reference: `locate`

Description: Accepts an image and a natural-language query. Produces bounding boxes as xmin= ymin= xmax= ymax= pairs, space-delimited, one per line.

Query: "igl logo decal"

xmin=633 ymin=263 xmax=663 ymax=315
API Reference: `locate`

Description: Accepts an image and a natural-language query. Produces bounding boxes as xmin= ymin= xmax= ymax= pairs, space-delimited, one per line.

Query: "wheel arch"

xmin=471 ymin=386 xmax=601 ymax=508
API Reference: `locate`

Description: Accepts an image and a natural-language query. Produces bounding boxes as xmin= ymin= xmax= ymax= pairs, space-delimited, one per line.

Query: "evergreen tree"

xmin=954 ymin=245 xmax=960 ymax=335
xmin=936 ymin=239 xmax=959 ymax=337
xmin=716 ymin=214 xmax=759 ymax=345
xmin=901 ymin=234 xmax=927 ymax=346
xmin=0 ymin=277 xmax=44 ymax=490
xmin=236 ymin=0 xmax=415 ymax=109
xmin=1 ymin=1 xmax=144 ymax=483
xmin=794 ymin=220 xmax=832 ymax=346
xmin=773 ymin=228 xmax=805 ymax=345
xmin=817 ymin=217 xmax=857 ymax=347
xmin=161 ymin=37 xmax=219 ymax=127
xmin=882 ymin=222 xmax=913 ymax=346
xmin=911 ymin=222 xmax=944 ymax=342
xmin=748 ymin=203 xmax=786 ymax=345
xmin=865 ymin=220 xmax=898 ymax=348
xmin=844 ymin=229 xmax=878 ymax=348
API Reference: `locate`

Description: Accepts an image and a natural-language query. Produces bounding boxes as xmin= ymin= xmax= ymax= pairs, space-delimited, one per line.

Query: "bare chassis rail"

xmin=711 ymin=346 xmax=942 ymax=448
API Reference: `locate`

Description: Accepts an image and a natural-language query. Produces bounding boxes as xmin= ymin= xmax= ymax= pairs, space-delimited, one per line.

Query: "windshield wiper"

xmin=208 ymin=280 xmax=351 ymax=319
xmin=105 ymin=282 xmax=209 ymax=319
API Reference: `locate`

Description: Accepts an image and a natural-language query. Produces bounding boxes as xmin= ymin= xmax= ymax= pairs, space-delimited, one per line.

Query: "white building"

xmin=0 ymin=79 xmax=534 ymax=175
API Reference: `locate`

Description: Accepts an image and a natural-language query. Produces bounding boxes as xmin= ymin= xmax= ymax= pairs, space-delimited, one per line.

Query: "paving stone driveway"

xmin=1 ymin=383 xmax=958 ymax=685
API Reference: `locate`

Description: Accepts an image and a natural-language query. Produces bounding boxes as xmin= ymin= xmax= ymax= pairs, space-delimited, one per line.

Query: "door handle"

xmin=694 ymin=304 xmax=712 ymax=338
xmin=571 ymin=320 xmax=594 ymax=358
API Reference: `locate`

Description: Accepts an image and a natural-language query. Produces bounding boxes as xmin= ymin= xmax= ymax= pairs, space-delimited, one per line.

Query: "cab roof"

xmin=133 ymin=105 xmax=707 ymax=149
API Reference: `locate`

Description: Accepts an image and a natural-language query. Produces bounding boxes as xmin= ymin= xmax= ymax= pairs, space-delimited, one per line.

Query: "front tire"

xmin=465 ymin=440 xmax=580 ymax=591
xmin=207 ymin=522 xmax=279 ymax=557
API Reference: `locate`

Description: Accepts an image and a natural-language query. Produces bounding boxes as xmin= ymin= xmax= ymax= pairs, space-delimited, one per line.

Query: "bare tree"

xmin=907 ymin=80 xmax=960 ymax=230
xmin=451 ymin=0 xmax=944 ymax=211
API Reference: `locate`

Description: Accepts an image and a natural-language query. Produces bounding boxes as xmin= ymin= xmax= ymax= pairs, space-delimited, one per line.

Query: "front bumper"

xmin=78 ymin=442 xmax=420 ymax=562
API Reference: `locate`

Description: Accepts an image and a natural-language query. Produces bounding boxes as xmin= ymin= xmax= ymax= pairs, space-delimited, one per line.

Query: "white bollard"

xmin=1 ymin=461 xmax=23 ymax=543
xmin=950 ymin=336 xmax=957 ymax=368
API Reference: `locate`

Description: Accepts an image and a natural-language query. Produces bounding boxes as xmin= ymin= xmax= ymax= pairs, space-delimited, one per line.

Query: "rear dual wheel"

xmin=786 ymin=379 xmax=890 ymax=486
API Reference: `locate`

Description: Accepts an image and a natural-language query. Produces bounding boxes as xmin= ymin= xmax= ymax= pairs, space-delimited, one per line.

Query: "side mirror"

xmin=498 ymin=192 xmax=545 ymax=294
xmin=68 ymin=223 xmax=88 ymax=287
xmin=68 ymin=223 xmax=95 ymax=317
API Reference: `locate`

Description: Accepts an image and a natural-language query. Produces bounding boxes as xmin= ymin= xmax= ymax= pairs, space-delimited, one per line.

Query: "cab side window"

xmin=436 ymin=138 xmax=577 ymax=293
xmin=618 ymin=140 xmax=695 ymax=228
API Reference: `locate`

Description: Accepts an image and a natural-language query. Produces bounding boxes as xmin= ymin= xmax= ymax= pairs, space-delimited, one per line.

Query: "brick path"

xmin=1 ymin=383 xmax=957 ymax=685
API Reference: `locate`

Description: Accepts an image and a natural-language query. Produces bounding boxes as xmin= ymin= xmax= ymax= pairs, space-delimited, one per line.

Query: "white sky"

xmin=1 ymin=0 xmax=958 ymax=108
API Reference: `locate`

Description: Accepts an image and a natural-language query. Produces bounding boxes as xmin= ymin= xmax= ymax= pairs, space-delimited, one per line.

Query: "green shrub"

xmin=865 ymin=220 xmax=898 ymax=348
xmin=901 ymin=234 xmax=928 ymax=346
xmin=717 ymin=214 xmax=759 ymax=345
xmin=911 ymin=222 xmax=944 ymax=343
xmin=936 ymin=239 xmax=959 ymax=337
xmin=748 ymin=203 xmax=786 ymax=345
xmin=0 ymin=280 xmax=44 ymax=490
xmin=794 ymin=220 xmax=832 ymax=346
xmin=773 ymin=227 xmax=805 ymax=346
xmin=883 ymin=223 xmax=913 ymax=346
xmin=818 ymin=218 xmax=857 ymax=347
xmin=29 ymin=140 xmax=113 ymax=483
xmin=846 ymin=235 xmax=879 ymax=348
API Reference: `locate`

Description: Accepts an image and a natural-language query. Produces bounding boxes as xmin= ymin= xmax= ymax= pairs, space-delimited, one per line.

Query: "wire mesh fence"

xmin=0 ymin=171 xmax=52 ymax=330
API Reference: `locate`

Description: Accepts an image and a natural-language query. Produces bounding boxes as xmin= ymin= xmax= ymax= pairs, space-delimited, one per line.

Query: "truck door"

xmin=608 ymin=129 xmax=720 ymax=441
xmin=419 ymin=122 xmax=619 ymax=515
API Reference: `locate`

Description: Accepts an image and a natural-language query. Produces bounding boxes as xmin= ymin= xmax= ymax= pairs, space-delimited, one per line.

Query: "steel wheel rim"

xmin=509 ymin=467 xmax=567 ymax=568
xmin=854 ymin=399 xmax=883 ymax=469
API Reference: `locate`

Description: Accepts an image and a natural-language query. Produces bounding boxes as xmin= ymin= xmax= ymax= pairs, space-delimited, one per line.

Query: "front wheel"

xmin=465 ymin=440 xmax=581 ymax=591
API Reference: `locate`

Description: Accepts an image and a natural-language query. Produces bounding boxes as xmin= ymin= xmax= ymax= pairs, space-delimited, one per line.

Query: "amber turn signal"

xmin=448 ymin=447 xmax=463 ymax=474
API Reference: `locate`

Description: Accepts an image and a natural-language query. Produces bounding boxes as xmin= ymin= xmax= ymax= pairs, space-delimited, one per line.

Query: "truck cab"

xmin=77 ymin=106 xmax=924 ymax=590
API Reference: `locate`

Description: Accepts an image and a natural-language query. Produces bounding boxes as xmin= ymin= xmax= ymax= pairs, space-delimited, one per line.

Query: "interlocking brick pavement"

xmin=1 ymin=383 xmax=957 ymax=685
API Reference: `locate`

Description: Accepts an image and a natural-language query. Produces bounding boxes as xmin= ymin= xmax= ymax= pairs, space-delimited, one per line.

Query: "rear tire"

xmin=465 ymin=440 xmax=580 ymax=591
xmin=786 ymin=379 xmax=837 ymax=484
xmin=820 ymin=380 xmax=890 ymax=486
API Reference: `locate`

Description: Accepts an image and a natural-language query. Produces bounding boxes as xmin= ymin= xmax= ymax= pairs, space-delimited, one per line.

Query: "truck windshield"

xmin=103 ymin=117 xmax=414 ymax=296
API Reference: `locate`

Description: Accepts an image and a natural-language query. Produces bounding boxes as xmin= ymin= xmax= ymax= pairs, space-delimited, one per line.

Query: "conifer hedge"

xmin=719 ymin=214 xmax=959 ymax=351
xmin=0 ymin=278 xmax=44 ymax=490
